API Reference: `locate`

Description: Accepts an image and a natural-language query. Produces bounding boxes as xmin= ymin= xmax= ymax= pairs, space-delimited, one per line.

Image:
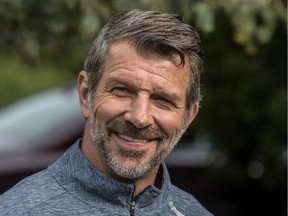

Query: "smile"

xmin=117 ymin=133 xmax=149 ymax=143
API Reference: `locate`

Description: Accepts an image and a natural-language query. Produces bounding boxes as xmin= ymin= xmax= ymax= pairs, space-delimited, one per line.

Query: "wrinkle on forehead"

xmin=104 ymin=41 xmax=190 ymax=91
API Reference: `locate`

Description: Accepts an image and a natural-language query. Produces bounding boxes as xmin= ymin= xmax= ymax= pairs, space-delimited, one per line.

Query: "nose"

xmin=123 ymin=94 xmax=154 ymax=129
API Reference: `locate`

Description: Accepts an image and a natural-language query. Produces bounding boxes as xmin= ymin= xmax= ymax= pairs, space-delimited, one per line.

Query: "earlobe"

xmin=77 ymin=70 xmax=90 ymax=118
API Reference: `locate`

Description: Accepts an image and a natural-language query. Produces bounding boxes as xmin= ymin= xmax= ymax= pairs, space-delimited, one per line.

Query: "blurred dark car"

xmin=0 ymin=85 xmax=85 ymax=193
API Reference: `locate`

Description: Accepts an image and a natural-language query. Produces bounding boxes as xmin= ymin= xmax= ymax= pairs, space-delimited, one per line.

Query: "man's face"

xmin=84 ymin=41 xmax=198 ymax=180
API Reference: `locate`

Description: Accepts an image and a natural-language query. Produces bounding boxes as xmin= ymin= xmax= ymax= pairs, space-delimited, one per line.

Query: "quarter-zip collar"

xmin=48 ymin=139 xmax=172 ymax=211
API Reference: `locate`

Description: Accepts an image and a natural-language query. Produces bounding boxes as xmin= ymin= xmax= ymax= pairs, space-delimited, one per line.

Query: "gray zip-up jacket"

xmin=0 ymin=140 xmax=213 ymax=216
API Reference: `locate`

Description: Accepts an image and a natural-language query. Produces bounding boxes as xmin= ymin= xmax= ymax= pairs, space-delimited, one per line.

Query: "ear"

xmin=77 ymin=70 xmax=90 ymax=119
xmin=183 ymin=103 xmax=199 ymax=131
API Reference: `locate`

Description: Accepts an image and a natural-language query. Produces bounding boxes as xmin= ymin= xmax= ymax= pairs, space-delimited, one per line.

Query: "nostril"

xmin=123 ymin=110 xmax=153 ymax=129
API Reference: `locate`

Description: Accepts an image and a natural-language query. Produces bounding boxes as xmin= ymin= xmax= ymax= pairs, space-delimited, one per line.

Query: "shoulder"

xmin=169 ymin=184 xmax=213 ymax=216
xmin=0 ymin=169 xmax=67 ymax=216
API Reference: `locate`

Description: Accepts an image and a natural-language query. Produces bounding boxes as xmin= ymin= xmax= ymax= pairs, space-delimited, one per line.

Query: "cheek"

xmin=93 ymin=98 xmax=129 ymax=122
xmin=154 ymin=111 xmax=184 ymax=137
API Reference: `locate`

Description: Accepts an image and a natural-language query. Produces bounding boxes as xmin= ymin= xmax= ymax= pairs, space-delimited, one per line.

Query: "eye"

xmin=153 ymin=96 xmax=175 ymax=108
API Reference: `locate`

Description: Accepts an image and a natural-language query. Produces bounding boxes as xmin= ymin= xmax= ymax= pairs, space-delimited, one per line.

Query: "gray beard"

xmin=88 ymin=100 xmax=183 ymax=180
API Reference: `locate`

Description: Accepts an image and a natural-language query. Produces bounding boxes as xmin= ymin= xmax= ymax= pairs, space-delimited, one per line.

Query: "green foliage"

xmin=1 ymin=0 xmax=286 ymax=62
xmin=179 ymin=0 xmax=286 ymax=54
xmin=196 ymin=10 xmax=286 ymax=188
xmin=0 ymin=53 xmax=74 ymax=108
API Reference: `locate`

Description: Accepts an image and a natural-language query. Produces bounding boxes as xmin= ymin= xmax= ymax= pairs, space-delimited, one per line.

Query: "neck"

xmin=102 ymin=162 xmax=161 ymax=198
xmin=126 ymin=165 xmax=162 ymax=198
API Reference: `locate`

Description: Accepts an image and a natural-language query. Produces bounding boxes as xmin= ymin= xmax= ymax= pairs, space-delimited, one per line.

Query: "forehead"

xmin=102 ymin=41 xmax=190 ymax=95
xmin=104 ymin=41 xmax=190 ymax=75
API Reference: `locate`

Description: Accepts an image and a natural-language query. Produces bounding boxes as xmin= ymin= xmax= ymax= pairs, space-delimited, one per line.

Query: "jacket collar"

xmin=48 ymin=139 xmax=172 ymax=210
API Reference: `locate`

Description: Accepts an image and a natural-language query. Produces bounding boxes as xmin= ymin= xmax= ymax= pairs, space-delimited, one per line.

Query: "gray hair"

xmin=84 ymin=9 xmax=204 ymax=111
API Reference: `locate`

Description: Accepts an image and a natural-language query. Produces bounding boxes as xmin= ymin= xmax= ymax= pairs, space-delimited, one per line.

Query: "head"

xmin=84 ymin=9 xmax=204 ymax=114
xmin=78 ymin=9 xmax=204 ymax=182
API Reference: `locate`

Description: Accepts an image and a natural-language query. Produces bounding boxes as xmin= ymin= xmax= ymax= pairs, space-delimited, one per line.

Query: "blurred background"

xmin=0 ymin=0 xmax=286 ymax=215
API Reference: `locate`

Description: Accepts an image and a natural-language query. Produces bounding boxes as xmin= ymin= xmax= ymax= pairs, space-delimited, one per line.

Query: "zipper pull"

xmin=130 ymin=201 xmax=136 ymax=216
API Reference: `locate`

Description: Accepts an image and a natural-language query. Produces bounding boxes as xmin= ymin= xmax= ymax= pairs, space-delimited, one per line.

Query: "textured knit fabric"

xmin=0 ymin=140 xmax=213 ymax=216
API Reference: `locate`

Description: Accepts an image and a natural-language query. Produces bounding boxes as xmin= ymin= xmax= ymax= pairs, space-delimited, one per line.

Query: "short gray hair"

xmin=84 ymin=9 xmax=204 ymax=111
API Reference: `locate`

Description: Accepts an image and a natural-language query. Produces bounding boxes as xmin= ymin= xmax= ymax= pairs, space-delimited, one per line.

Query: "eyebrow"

xmin=105 ymin=77 xmax=129 ymax=88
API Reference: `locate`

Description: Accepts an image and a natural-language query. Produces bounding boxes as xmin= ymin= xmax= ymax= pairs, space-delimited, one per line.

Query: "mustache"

xmin=106 ymin=119 xmax=167 ymax=140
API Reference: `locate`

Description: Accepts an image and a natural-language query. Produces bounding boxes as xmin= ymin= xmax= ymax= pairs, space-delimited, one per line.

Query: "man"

xmin=0 ymin=9 xmax=212 ymax=215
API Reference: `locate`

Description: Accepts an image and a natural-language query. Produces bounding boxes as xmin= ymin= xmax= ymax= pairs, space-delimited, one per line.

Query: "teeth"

xmin=118 ymin=133 xmax=148 ymax=143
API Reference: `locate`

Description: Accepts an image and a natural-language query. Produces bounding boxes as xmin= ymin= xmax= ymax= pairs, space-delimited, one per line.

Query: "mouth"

xmin=111 ymin=130 xmax=160 ymax=148
xmin=117 ymin=133 xmax=150 ymax=143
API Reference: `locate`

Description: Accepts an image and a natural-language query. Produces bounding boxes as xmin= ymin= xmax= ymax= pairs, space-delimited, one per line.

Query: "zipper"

xmin=130 ymin=201 xmax=136 ymax=216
